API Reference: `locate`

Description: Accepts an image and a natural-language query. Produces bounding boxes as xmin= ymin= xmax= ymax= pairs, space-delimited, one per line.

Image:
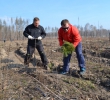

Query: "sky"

xmin=0 ymin=0 xmax=110 ymax=29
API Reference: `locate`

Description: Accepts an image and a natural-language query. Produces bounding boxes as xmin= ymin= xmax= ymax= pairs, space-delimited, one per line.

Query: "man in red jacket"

xmin=58 ymin=19 xmax=86 ymax=75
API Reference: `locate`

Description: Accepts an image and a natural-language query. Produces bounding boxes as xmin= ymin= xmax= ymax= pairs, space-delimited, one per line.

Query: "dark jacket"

xmin=23 ymin=24 xmax=46 ymax=46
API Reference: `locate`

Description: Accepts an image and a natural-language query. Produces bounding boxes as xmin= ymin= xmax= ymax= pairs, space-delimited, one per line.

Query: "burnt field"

xmin=0 ymin=37 xmax=110 ymax=100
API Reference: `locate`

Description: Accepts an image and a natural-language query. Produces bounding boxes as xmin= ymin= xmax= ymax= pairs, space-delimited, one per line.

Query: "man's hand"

xmin=38 ymin=36 xmax=42 ymax=40
xmin=28 ymin=35 xmax=34 ymax=40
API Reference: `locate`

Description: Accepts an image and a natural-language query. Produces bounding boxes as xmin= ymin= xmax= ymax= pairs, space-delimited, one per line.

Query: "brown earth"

xmin=0 ymin=37 xmax=110 ymax=100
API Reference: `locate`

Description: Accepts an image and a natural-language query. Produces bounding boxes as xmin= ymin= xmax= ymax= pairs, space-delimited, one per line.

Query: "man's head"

xmin=33 ymin=17 xmax=40 ymax=27
xmin=61 ymin=19 xmax=70 ymax=31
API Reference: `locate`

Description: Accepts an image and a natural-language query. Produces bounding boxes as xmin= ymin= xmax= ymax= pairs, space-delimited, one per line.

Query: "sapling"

xmin=61 ymin=41 xmax=75 ymax=57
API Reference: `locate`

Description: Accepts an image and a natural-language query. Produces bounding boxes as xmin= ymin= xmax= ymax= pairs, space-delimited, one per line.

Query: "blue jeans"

xmin=63 ymin=42 xmax=85 ymax=72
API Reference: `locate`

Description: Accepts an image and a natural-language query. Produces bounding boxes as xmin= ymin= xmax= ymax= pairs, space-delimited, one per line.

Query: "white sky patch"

xmin=0 ymin=16 xmax=26 ymax=21
xmin=0 ymin=16 xmax=11 ymax=21
xmin=0 ymin=16 xmax=29 ymax=25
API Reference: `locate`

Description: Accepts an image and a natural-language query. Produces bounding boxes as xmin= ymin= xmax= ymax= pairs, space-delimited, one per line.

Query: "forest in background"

xmin=0 ymin=17 xmax=110 ymax=41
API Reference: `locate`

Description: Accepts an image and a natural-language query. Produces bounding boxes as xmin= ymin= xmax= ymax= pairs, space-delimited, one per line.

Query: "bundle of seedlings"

xmin=61 ymin=41 xmax=75 ymax=57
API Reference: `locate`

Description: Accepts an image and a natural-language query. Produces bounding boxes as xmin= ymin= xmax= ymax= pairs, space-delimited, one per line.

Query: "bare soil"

xmin=0 ymin=38 xmax=110 ymax=100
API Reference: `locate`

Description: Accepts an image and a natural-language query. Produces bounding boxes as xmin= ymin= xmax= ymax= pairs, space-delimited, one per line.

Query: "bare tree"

xmin=0 ymin=19 xmax=2 ymax=40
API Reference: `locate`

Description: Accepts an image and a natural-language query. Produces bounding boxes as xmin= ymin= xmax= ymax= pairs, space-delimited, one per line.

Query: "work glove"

xmin=38 ymin=36 xmax=42 ymax=40
xmin=28 ymin=35 xmax=34 ymax=40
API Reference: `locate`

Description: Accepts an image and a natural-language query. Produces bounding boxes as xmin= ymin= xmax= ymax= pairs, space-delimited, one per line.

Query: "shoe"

xmin=60 ymin=71 xmax=68 ymax=75
xmin=78 ymin=68 xmax=86 ymax=75
xmin=24 ymin=54 xmax=31 ymax=65
xmin=24 ymin=62 xmax=29 ymax=66
xmin=79 ymin=70 xmax=86 ymax=75
xmin=44 ymin=65 xmax=50 ymax=70
xmin=24 ymin=60 xmax=29 ymax=66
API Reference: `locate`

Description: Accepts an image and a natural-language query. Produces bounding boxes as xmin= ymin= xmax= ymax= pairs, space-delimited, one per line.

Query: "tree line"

xmin=78 ymin=23 xmax=110 ymax=37
xmin=0 ymin=17 xmax=109 ymax=41
xmin=0 ymin=17 xmax=29 ymax=41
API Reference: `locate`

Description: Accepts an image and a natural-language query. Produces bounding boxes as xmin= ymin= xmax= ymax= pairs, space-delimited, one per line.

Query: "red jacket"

xmin=58 ymin=24 xmax=82 ymax=47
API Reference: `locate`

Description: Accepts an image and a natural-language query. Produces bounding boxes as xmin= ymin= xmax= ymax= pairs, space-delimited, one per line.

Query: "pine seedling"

xmin=61 ymin=41 xmax=75 ymax=57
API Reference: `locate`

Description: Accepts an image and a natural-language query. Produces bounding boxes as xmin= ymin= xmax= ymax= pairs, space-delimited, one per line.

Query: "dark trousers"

xmin=63 ymin=42 xmax=85 ymax=72
xmin=25 ymin=43 xmax=48 ymax=65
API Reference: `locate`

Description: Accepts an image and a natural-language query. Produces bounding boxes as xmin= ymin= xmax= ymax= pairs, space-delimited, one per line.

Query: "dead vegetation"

xmin=0 ymin=38 xmax=110 ymax=100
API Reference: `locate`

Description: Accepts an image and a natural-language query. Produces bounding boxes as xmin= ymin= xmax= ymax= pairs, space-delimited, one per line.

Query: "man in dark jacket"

xmin=23 ymin=17 xmax=48 ymax=69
